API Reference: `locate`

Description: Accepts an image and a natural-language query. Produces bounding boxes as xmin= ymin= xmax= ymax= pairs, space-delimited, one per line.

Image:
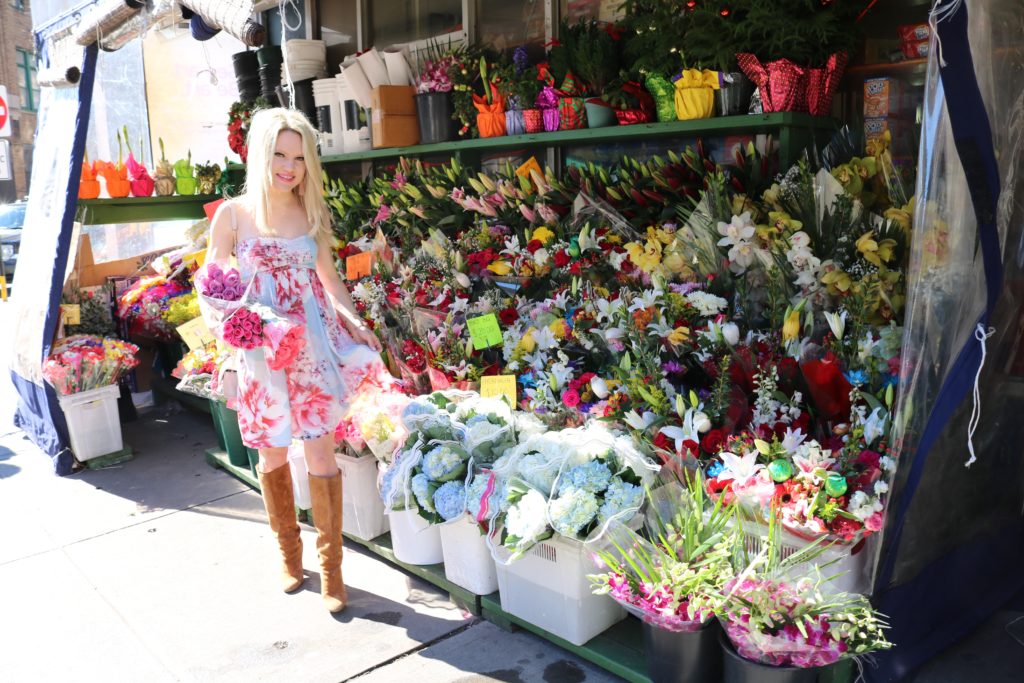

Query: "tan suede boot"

xmin=257 ymin=464 xmax=305 ymax=593
xmin=309 ymin=470 xmax=347 ymax=613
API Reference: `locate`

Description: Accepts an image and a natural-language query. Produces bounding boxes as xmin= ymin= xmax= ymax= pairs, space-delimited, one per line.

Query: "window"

xmin=16 ymin=48 xmax=39 ymax=113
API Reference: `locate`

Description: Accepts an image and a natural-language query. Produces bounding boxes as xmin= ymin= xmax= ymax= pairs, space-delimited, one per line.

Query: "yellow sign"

xmin=480 ymin=375 xmax=517 ymax=407
xmin=346 ymin=251 xmax=375 ymax=280
xmin=515 ymin=157 xmax=544 ymax=192
xmin=60 ymin=304 xmax=81 ymax=325
xmin=176 ymin=316 xmax=216 ymax=351
xmin=0 ymin=276 xmax=7 ymax=301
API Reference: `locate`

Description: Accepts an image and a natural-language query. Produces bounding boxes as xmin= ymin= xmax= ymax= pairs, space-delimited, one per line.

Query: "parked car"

xmin=0 ymin=200 xmax=26 ymax=281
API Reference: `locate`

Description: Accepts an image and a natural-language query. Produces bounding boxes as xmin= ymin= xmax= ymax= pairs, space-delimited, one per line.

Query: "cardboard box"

xmin=371 ymin=85 xmax=416 ymax=116
xmin=372 ymin=113 xmax=419 ymax=149
xmin=863 ymin=77 xmax=905 ymax=119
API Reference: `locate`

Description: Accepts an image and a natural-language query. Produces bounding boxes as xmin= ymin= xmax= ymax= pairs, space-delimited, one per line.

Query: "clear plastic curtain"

xmin=868 ymin=1 xmax=1024 ymax=679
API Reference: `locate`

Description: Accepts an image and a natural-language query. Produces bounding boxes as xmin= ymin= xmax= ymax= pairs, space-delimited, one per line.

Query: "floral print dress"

xmin=233 ymin=235 xmax=385 ymax=449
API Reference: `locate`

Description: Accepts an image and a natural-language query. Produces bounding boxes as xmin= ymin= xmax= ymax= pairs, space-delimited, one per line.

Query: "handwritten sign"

xmin=480 ymin=375 xmax=517 ymax=407
xmin=60 ymin=304 xmax=81 ymax=325
xmin=466 ymin=313 xmax=503 ymax=350
xmin=346 ymin=251 xmax=375 ymax=280
xmin=177 ymin=316 xmax=216 ymax=351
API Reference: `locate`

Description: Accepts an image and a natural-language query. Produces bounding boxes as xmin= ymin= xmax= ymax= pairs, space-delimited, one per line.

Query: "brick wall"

xmin=0 ymin=0 xmax=37 ymax=200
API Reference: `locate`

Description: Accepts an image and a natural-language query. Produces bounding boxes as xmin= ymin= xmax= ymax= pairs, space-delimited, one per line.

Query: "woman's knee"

xmin=258 ymin=446 xmax=289 ymax=472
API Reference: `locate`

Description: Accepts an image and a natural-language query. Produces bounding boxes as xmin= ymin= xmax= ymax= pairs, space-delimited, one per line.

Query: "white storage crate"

xmin=494 ymin=535 xmax=626 ymax=646
xmin=58 ymin=384 xmax=123 ymax=461
xmin=336 ymin=451 xmax=389 ymax=541
xmin=388 ymin=508 xmax=443 ymax=565
xmin=439 ymin=516 xmax=498 ymax=595
xmin=736 ymin=520 xmax=876 ymax=595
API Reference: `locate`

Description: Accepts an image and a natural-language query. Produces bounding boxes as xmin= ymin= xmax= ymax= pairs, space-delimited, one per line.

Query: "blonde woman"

xmin=205 ymin=108 xmax=383 ymax=613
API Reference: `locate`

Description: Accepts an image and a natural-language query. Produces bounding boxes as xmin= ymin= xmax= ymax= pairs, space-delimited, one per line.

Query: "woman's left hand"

xmin=349 ymin=324 xmax=383 ymax=353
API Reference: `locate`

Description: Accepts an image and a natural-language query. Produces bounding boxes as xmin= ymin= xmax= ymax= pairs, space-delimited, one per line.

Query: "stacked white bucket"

xmin=311 ymin=78 xmax=344 ymax=153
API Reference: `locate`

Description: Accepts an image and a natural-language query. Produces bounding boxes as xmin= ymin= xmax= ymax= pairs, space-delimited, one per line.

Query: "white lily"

xmin=824 ymin=310 xmax=847 ymax=340
xmin=623 ymin=410 xmax=657 ymax=431
xmin=628 ymin=289 xmax=659 ymax=312
xmin=717 ymin=450 xmax=764 ymax=487
xmin=861 ymin=407 xmax=888 ymax=445
xmin=659 ymin=425 xmax=692 ymax=454
xmin=532 ymin=326 xmax=559 ymax=351
xmin=781 ymin=427 xmax=807 ymax=452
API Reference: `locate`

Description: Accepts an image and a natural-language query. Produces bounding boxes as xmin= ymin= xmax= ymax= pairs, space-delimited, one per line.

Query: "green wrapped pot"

xmin=645 ymin=74 xmax=678 ymax=123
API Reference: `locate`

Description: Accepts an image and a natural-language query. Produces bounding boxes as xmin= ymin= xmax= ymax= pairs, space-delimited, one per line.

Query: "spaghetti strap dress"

xmin=232 ymin=233 xmax=386 ymax=449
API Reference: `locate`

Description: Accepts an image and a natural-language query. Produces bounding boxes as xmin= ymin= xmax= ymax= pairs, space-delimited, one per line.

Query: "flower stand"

xmin=58 ymin=384 xmax=124 ymax=461
xmin=438 ymin=516 xmax=498 ymax=595
xmin=388 ymin=508 xmax=443 ymax=565
xmin=643 ymin=619 xmax=722 ymax=683
xmin=337 ymin=450 xmax=389 ymax=541
xmin=494 ymin=535 xmax=626 ymax=646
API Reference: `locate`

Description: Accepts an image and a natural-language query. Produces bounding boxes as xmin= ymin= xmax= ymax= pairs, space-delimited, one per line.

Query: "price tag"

xmin=183 ymin=249 xmax=206 ymax=268
xmin=480 ymin=375 xmax=517 ymax=407
xmin=60 ymin=304 xmax=81 ymax=325
xmin=177 ymin=316 xmax=216 ymax=351
xmin=346 ymin=251 xmax=375 ymax=280
xmin=515 ymin=156 xmax=544 ymax=191
xmin=466 ymin=313 xmax=503 ymax=350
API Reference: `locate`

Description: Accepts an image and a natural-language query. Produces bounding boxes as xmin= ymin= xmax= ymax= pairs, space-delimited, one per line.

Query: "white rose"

xmin=534 ymin=248 xmax=550 ymax=266
xmin=722 ymin=322 xmax=740 ymax=346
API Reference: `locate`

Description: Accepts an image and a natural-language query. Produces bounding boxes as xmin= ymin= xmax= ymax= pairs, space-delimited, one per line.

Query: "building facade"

xmin=0 ymin=0 xmax=38 ymax=202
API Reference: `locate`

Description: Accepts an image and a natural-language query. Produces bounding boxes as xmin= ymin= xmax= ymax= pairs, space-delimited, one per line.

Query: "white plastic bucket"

xmin=439 ymin=516 xmax=498 ymax=595
xmin=58 ymin=384 xmax=123 ymax=461
xmin=387 ymin=508 xmax=443 ymax=565
xmin=336 ymin=451 xmax=389 ymax=540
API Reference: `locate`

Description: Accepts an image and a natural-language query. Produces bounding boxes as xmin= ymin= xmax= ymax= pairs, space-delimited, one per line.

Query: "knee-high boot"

xmin=257 ymin=463 xmax=305 ymax=593
xmin=309 ymin=470 xmax=347 ymax=613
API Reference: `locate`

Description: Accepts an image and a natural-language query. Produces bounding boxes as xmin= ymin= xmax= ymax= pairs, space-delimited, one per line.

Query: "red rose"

xmin=829 ymin=517 xmax=863 ymax=540
xmin=526 ymin=239 xmax=543 ymax=254
xmin=569 ymin=262 xmax=583 ymax=275
xmin=499 ymin=307 xmax=519 ymax=325
xmin=653 ymin=432 xmax=672 ymax=451
xmin=553 ymin=250 xmax=571 ymax=268
xmin=857 ymin=450 xmax=881 ymax=469
xmin=701 ymin=429 xmax=725 ymax=455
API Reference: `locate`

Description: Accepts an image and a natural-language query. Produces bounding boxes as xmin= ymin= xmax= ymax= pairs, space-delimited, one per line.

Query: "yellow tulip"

xmin=487 ymin=260 xmax=513 ymax=276
xmin=518 ymin=328 xmax=537 ymax=353
xmin=782 ymin=309 xmax=801 ymax=343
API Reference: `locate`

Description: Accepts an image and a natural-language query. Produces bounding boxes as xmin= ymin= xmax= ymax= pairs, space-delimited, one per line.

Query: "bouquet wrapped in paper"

xmin=42 ymin=335 xmax=139 ymax=396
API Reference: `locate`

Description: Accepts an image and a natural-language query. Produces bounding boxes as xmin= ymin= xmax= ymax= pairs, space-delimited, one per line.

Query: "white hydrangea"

xmin=505 ymin=488 xmax=550 ymax=543
xmin=685 ymin=290 xmax=729 ymax=317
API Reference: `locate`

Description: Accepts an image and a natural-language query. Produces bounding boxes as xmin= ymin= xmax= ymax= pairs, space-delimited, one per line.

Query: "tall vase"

xmin=644 ymin=619 xmax=722 ymax=683
xmin=414 ymin=91 xmax=456 ymax=144
xmin=719 ymin=631 xmax=832 ymax=683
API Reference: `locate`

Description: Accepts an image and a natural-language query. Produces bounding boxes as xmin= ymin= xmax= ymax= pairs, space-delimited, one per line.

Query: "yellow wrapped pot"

xmin=674 ymin=69 xmax=720 ymax=120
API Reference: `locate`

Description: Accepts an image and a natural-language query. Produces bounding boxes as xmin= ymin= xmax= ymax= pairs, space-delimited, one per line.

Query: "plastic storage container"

xmin=209 ymin=400 xmax=248 ymax=467
xmin=336 ymin=451 xmax=389 ymax=540
xmin=494 ymin=535 xmax=626 ymax=646
xmin=58 ymin=384 xmax=123 ymax=461
xmin=439 ymin=516 xmax=498 ymax=595
xmin=387 ymin=508 xmax=443 ymax=565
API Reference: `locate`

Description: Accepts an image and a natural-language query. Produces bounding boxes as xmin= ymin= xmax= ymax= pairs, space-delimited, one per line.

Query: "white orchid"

xmin=716 ymin=212 xmax=756 ymax=248
xmin=728 ymin=241 xmax=757 ymax=273
xmin=717 ymin=450 xmax=764 ymax=487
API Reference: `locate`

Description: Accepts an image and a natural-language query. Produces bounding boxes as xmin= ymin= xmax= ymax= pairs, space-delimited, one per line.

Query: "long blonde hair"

xmin=243 ymin=107 xmax=332 ymax=242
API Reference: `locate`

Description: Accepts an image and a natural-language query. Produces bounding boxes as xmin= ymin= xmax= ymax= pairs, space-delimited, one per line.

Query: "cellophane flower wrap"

xmin=117 ymin=276 xmax=192 ymax=340
xmin=42 ymin=335 xmax=139 ymax=395
xmin=589 ymin=474 xmax=739 ymax=633
xmin=718 ymin=520 xmax=893 ymax=667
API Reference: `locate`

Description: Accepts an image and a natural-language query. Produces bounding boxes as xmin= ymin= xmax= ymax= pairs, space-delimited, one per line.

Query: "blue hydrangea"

xmin=557 ymin=460 xmax=613 ymax=496
xmin=433 ymin=481 xmax=467 ymax=521
xmin=380 ymin=462 xmax=404 ymax=506
xmin=598 ymin=478 xmax=644 ymax=524
xmin=411 ymin=473 xmax=435 ymax=512
xmin=549 ymin=488 xmax=599 ymax=538
xmin=421 ymin=445 xmax=467 ymax=482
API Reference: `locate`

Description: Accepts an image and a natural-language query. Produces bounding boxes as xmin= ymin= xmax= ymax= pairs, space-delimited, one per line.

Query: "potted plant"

xmin=413 ymin=39 xmax=464 ymax=144
xmin=619 ymin=0 xmax=687 ymax=122
xmin=154 ymin=138 xmax=175 ymax=197
xmin=472 ymin=54 xmax=507 ymax=138
xmin=682 ymin=2 xmax=754 ymax=115
xmin=589 ymin=472 xmax=740 ymax=683
xmin=569 ymin=20 xmax=622 ymax=128
xmin=716 ymin=516 xmax=894 ymax=682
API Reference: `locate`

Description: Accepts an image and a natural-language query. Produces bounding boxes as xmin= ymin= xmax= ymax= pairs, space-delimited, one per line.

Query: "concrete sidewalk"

xmin=0 ymin=404 xmax=620 ymax=683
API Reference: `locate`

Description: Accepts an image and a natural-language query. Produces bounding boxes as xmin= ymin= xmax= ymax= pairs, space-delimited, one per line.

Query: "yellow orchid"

xmin=646 ymin=226 xmax=675 ymax=245
xmin=667 ymin=326 xmax=691 ymax=347
xmin=661 ymin=251 xmax=693 ymax=278
xmin=625 ymin=239 xmax=663 ymax=273
xmin=769 ymin=211 xmax=802 ymax=234
xmin=884 ymin=196 xmax=916 ymax=233
xmin=762 ymin=183 xmax=784 ymax=211
xmin=487 ymin=260 xmax=513 ymax=276
xmin=856 ymin=231 xmax=897 ymax=267
xmin=531 ymin=226 xmax=555 ymax=245
xmin=821 ymin=268 xmax=852 ymax=294
xmin=731 ymin=194 xmax=758 ymax=218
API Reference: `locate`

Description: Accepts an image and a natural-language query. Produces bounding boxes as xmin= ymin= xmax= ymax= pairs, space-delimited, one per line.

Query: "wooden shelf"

xmin=77 ymin=194 xmax=220 ymax=224
xmin=317 ymin=112 xmax=837 ymax=170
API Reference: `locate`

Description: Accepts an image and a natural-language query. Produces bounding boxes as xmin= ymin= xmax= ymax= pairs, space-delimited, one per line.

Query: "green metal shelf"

xmin=77 ymin=194 xmax=220 ymax=224
xmin=318 ymin=112 xmax=837 ymax=170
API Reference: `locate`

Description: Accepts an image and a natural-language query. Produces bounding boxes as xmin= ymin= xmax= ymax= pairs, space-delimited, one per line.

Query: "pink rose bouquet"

xmin=222 ymin=309 xmax=263 ymax=349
